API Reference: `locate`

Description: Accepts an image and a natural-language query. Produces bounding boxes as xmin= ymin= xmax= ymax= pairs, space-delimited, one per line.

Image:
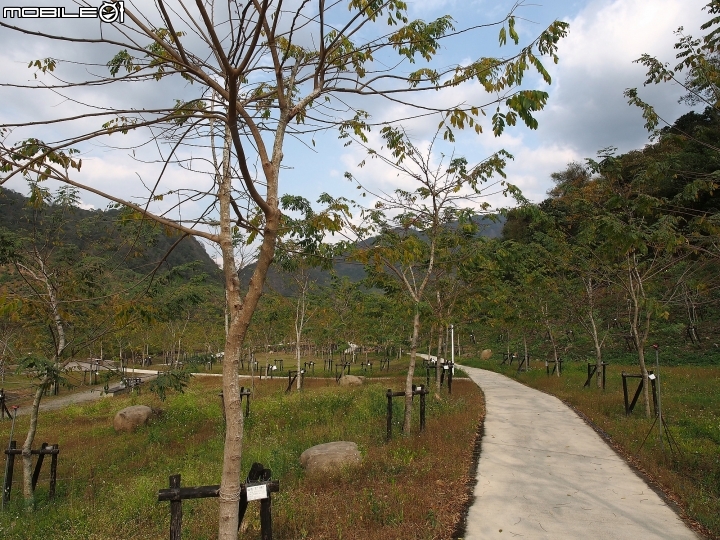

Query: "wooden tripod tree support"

xmin=380 ymin=358 xmax=391 ymax=371
xmin=323 ymin=358 xmax=333 ymax=372
xmin=303 ymin=362 xmax=315 ymax=375
xmin=545 ymin=359 xmax=563 ymax=376
xmin=385 ymin=385 xmax=429 ymax=441
xmin=584 ymin=362 xmax=608 ymax=389
xmin=440 ymin=362 xmax=454 ymax=393
xmin=3 ymin=441 xmax=59 ymax=505
xmin=621 ymin=372 xmax=658 ymax=416
xmin=285 ymin=370 xmax=305 ymax=393
xmin=0 ymin=391 xmax=11 ymax=420
xmin=335 ymin=362 xmax=350 ymax=382
xmin=516 ymin=354 xmax=530 ymax=373
xmin=424 ymin=364 xmax=437 ymax=387
xmin=219 ymin=388 xmax=251 ymax=422
xmin=264 ymin=363 xmax=279 ymax=379
xmin=158 ymin=463 xmax=279 ymax=540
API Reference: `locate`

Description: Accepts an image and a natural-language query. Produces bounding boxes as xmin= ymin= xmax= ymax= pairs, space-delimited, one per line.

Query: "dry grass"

xmin=0 ymin=372 xmax=483 ymax=539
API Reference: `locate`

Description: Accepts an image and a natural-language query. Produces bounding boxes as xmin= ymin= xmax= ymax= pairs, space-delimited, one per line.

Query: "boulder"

xmin=300 ymin=441 xmax=361 ymax=475
xmin=481 ymin=349 xmax=493 ymax=360
xmin=113 ymin=405 xmax=153 ymax=433
xmin=338 ymin=374 xmax=363 ymax=386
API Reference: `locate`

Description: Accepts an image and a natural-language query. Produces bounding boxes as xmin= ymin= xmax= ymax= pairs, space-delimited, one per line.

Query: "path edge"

xmin=451 ymin=386 xmax=486 ymax=539
xmin=459 ymin=365 xmax=710 ymax=540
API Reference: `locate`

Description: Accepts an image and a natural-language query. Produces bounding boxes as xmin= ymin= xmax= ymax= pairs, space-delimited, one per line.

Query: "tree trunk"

xmin=403 ymin=307 xmax=421 ymax=433
xmin=216 ymin=120 xmax=281 ymax=537
xmin=22 ymin=379 xmax=47 ymax=511
xmin=583 ymin=277 xmax=604 ymax=388
xmin=627 ymin=256 xmax=651 ymax=418
xmin=542 ymin=305 xmax=559 ymax=377
xmin=589 ymin=310 xmax=603 ymax=388
xmin=436 ymin=330 xmax=443 ymax=390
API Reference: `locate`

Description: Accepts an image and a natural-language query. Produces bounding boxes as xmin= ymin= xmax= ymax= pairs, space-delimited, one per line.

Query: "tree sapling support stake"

xmin=2 ymin=406 xmax=17 ymax=510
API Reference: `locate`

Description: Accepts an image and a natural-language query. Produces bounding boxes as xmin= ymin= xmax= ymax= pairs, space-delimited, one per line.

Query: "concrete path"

xmin=459 ymin=365 xmax=699 ymax=540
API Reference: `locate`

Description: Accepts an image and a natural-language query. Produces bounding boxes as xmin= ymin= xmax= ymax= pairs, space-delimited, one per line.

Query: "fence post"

xmin=419 ymin=388 xmax=426 ymax=432
xmin=622 ymin=373 xmax=629 ymax=415
xmin=31 ymin=442 xmax=48 ymax=490
xmin=386 ymin=389 xmax=393 ymax=442
xmin=170 ymin=474 xmax=182 ymax=540
xmin=49 ymin=445 xmax=58 ymax=499
xmin=260 ymin=497 xmax=273 ymax=540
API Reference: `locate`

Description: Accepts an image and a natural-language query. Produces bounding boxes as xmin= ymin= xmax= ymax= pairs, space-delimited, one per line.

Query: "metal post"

xmin=450 ymin=325 xmax=454 ymax=366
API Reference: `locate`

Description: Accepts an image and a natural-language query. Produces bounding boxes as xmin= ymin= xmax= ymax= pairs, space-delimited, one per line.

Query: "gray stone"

xmin=338 ymin=374 xmax=363 ymax=386
xmin=481 ymin=349 xmax=493 ymax=360
xmin=113 ymin=405 xmax=153 ymax=433
xmin=300 ymin=441 xmax=361 ymax=475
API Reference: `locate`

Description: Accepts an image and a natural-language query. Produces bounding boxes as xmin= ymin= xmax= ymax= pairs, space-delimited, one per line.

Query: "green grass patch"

xmin=0 ymin=374 xmax=482 ymax=539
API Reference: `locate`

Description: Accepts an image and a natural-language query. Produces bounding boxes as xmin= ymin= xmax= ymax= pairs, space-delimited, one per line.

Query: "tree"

xmin=275 ymin=201 xmax=341 ymax=388
xmin=0 ymin=3 xmax=567 ymax=534
xmin=349 ymin=126 xmax=516 ymax=432
xmin=0 ymin=187 xmax=110 ymax=509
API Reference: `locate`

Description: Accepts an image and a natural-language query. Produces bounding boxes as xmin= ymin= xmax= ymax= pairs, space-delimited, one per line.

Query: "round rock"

xmin=300 ymin=441 xmax=361 ymax=475
xmin=338 ymin=374 xmax=363 ymax=386
xmin=113 ymin=405 xmax=153 ymax=433
xmin=481 ymin=349 xmax=493 ymax=360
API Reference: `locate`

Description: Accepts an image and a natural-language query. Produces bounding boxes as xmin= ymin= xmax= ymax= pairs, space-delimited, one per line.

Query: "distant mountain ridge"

xmin=0 ymin=187 xmax=222 ymax=282
xmin=240 ymin=215 xmax=504 ymax=295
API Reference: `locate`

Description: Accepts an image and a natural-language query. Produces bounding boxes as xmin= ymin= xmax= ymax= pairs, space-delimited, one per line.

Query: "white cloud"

xmin=537 ymin=0 xmax=708 ymax=156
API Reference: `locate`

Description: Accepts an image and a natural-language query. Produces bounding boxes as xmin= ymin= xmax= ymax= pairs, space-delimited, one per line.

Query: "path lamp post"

xmin=450 ymin=325 xmax=454 ymax=365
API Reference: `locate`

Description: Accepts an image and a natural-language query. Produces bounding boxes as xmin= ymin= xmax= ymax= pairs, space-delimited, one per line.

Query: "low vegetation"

xmin=0 ymin=367 xmax=482 ymax=540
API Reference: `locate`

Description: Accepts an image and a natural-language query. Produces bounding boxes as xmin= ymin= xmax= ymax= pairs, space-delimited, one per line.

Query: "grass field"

xmin=462 ymin=355 xmax=720 ymax=539
xmin=0 ymin=363 xmax=482 ymax=539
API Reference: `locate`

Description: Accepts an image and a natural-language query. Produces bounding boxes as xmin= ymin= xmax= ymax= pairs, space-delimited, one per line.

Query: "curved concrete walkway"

xmin=459 ymin=365 xmax=699 ymax=540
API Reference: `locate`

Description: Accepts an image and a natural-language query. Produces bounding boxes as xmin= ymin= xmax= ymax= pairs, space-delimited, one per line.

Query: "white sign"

xmin=648 ymin=374 xmax=656 ymax=380
xmin=246 ymin=483 xmax=268 ymax=501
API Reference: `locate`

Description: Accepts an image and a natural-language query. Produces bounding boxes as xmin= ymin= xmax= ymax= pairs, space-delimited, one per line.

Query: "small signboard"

xmin=246 ymin=483 xmax=268 ymax=501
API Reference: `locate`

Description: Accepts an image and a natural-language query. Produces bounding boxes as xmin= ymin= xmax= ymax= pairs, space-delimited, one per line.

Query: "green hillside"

xmin=0 ymin=187 xmax=222 ymax=282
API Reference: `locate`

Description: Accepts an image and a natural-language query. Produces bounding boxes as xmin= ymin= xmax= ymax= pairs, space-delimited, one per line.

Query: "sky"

xmin=0 ymin=0 xmax=711 ymax=242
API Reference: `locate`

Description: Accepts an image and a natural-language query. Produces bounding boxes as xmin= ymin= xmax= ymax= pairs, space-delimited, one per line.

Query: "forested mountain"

xmin=240 ymin=214 xmax=505 ymax=296
xmin=487 ymin=106 xmax=720 ymax=370
xmin=0 ymin=187 xmax=222 ymax=282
